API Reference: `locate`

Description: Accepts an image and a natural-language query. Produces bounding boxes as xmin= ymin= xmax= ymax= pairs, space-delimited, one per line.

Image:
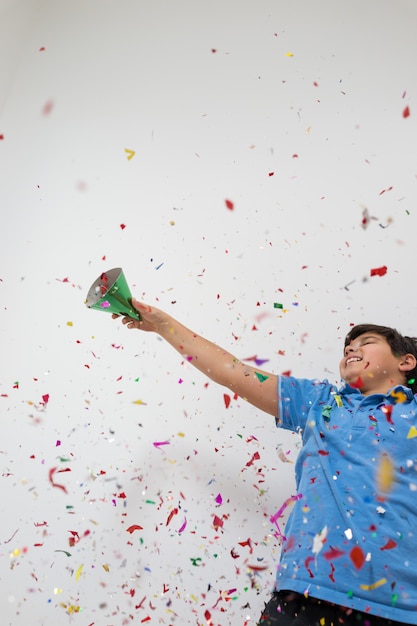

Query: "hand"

xmin=112 ymin=298 xmax=168 ymax=333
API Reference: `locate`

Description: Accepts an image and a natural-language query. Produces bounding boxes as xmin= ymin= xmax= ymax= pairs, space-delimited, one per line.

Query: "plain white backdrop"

xmin=1 ymin=0 xmax=416 ymax=624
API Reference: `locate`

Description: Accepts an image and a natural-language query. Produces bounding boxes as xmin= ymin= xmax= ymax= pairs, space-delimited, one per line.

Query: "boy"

xmin=113 ymin=300 xmax=417 ymax=625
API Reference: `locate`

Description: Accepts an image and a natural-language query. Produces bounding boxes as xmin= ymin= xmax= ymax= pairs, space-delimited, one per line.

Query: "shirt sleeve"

xmin=277 ymin=375 xmax=332 ymax=433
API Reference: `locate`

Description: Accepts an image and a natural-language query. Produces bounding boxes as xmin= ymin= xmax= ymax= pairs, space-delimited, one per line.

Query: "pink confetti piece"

xmin=178 ymin=517 xmax=187 ymax=534
xmin=215 ymin=493 xmax=223 ymax=505
xmin=270 ymin=494 xmax=303 ymax=540
xmin=153 ymin=440 xmax=170 ymax=449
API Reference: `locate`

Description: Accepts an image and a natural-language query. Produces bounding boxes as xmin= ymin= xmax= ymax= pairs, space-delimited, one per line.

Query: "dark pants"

xmin=258 ymin=591 xmax=411 ymax=626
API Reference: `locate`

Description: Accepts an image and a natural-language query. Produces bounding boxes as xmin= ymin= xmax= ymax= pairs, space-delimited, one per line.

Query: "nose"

xmin=345 ymin=342 xmax=358 ymax=356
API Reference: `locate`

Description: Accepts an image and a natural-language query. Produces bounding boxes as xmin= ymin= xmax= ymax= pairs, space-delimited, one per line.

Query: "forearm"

xmin=156 ymin=314 xmax=278 ymax=416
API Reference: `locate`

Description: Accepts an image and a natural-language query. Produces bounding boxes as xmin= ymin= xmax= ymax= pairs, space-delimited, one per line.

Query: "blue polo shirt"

xmin=275 ymin=376 xmax=417 ymax=623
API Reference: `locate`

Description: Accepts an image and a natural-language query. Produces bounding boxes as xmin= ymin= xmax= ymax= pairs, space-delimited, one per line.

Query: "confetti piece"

xmin=125 ymin=148 xmax=136 ymax=160
xmin=215 ymin=493 xmax=223 ymax=505
xmin=178 ymin=517 xmax=187 ymax=534
xmin=126 ymin=524 xmax=143 ymax=533
xmin=350 ymin=545 xmax=365 ymax=569
xmin=166 ymin=508 xmax=178 ymax=526
xmin=153 ymin=440 xmax=170 ymax=449
xmin=376 ymin=453 xmax=394 ymax=493
xmin=390 ymin=390 xmax=407 ymax=403
xmin=255 ymin=372 xmax=269 ymax=382
xmin=75 ymin=563 xmax=83 ymax=581
xmin=48 ymin=467 xmax=68 ymax=494
xmin=285 ymin=51 xmax=294 ymax=57
xmin=403 ymin=106 xmax=410 ymax=118
xmin=370 ymin=266 xmax=388 ymax=277
xmin=213 ymin=515 xmax=224 ymax=530
xmin=270 ymin=494 xmax=303 ymax=540
xmin=246 ymin=451 xmax=260 ymax=467
xmin=274 ymin=302 xmax=283 ymax=309
xmin=120 ymin=223 xmax=126 ymax=230
xmin=380 ymin=538 xmax=397 ymax=551
xmin=55 ymin=550 xmax=72 ymax=557
xmin=360 ymin=578 xmax=387 ymax=591
xmin=407 ymin=425 xmax=417 ymax=439
xmin=223 ymin=393 xmax=231 ymax=408
xmin=225 ymin=198 xmax=234 ymax=210
xmin=42 ymin=100 xmax=54 ymax=115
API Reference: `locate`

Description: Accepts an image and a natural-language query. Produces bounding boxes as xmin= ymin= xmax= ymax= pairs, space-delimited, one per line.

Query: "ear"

xmin=399 ymin=353 xmax=417 ymax=372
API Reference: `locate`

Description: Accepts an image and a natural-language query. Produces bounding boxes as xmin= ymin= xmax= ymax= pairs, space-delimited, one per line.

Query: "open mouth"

xmin=346 ymin=356 xmax=362 ymax=365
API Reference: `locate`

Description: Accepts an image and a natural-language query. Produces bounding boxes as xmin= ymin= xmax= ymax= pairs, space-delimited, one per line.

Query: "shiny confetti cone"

xmin=85 ymin=267 xmax=141 ymax=320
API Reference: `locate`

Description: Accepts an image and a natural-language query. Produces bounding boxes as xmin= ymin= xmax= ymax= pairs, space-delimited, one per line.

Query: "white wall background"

xmin=1 ymin=0 xmax=416 ymax=624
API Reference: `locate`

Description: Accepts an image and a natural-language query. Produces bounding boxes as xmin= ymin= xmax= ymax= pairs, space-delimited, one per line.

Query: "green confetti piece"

xmin=55 ymin=550 xmax=72 ymax=557
xmin=255 ymin=372 xmax=269 ymax=382
xmin=274 ymin=302 xmax=283 ymax=309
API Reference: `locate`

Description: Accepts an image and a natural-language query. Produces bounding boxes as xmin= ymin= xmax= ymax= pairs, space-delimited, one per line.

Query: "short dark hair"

xmin=344 ymin=324 xmax=417 ymax=394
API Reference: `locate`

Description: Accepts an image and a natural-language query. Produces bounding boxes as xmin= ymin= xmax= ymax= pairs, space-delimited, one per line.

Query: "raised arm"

xmin=114 ymin=299 xmax=278 ymax=417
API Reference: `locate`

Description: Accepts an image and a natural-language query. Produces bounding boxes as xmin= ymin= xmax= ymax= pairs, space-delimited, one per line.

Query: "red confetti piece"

xmin=120 ymin=223 xmax=126 ymax=230
xmin=382 ymin=404 xmax=394 ymax=424
xmin=223 ymin=393 xmax=231 ymax=409
xmin=403 ymin=106 xmax=410 ymax=118
xmin=380 ymin=538 xmax=397 ymax=551
xmin=225 ymin=198 xmax=234 ymax=210
xmin=204 ymin=610 xmax=213 ymax=624
xmin=126 ymin=524 xmax=143 ymax=533
xmin=305 ymin=555 xmax=315 ymax=578
xmin=166 ymin=508 xmax=178 ymax=526
xmin=0 ymin=134 xmax=4 ymax=140
xmin=323 ymin=546 xmax=345 ymax=560
xmin=213 ymin=514 xmax=224 ymax=530
xmin=48 ymin=467 xmax=68 ymax=494
xmin=350 ymin=545 xmax=365 ymax=569
xmin=246 ymin=451 xmax=260 ymax=467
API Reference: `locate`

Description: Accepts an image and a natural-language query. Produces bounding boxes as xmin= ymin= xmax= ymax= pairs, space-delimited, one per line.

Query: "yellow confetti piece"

xmin=334 ymin=394 xmax=343 ymax=407
xmin=376 ymin=454 xmax=394 ymax=493
xmin=390 ymin=389 xmax=407 ymax=403
xmin=54 ymin=587 xmax=63 ymax=595
xmin=125 ymin=148 xmax=135 ymax=160
xmin=285 ymin=51 xmax=294 ymax=57
xmin=407 ymin=425 xmax=417 ymax=439
xmin=132 ymin=399 xmax=147 ymax=405
xmin=66 ymin=321 xmax=73 ymax=327
xmin=75 ymin=563 xmax=83 ymax=581
xmin=102 ymin=564 xmax=110 ymax=572
xmin=360 ymin=577 xmax=387 ymax=591
xmin=10 ymin=548 xmax=21 ymax=558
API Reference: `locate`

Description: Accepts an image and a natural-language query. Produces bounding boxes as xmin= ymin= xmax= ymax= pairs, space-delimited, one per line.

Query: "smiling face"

xmin=339 ymin=333 xmax=416 ymax=395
